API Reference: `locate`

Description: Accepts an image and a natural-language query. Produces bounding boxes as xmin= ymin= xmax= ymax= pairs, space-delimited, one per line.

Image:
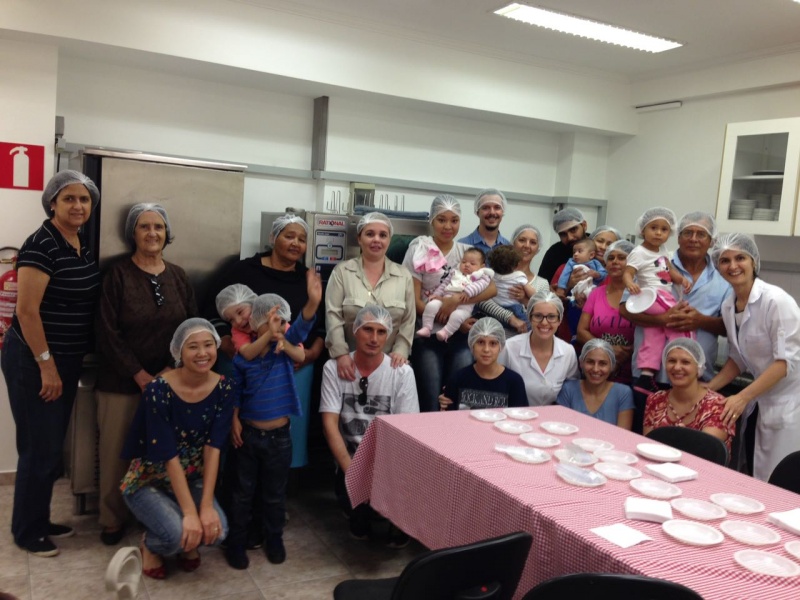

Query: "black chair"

xmin=522 ymin=573 xmax=704 ymax=599
xmin=645 ymin=426 xmax=728 ymax=466
xmin=768 ymin=450 xmax=800 ymax=493
xmin=333 ymin=531 xmax=533 ymax=600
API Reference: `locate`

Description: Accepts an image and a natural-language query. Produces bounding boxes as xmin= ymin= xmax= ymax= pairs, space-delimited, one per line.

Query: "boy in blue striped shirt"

xmin=226 ymin=283 xmax=320 ymax=570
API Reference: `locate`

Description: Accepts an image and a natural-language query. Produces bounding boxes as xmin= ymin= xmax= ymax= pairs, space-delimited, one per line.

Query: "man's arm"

xmin=321 ymin=412 xmax=351 ymax=471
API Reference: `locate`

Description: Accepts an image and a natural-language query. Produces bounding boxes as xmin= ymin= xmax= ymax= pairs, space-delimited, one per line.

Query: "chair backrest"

xmin=390 ymin=531 xmax=533 ymax=600
xmin=522 ymin=573 xmax=704 ymax=600
xmin=645 ymin=426 xmax=728 ymax=466
xmin=768 ymin=450 xmax=800 ymax=493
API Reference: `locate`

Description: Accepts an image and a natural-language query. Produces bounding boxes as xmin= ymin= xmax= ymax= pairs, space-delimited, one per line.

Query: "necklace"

xmin=667 ymin=395 xmax=699 ymax=425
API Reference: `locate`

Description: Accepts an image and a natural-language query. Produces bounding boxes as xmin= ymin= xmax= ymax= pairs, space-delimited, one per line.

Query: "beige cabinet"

xmin=716 ymin=117 xmax=800 ymax=236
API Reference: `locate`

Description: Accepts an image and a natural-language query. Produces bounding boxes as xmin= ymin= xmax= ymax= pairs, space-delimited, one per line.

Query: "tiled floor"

xmin=0 ymin=464 xmax=425 ymax=600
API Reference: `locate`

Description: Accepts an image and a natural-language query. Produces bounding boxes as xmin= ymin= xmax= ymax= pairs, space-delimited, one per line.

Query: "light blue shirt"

xmin=556 ymin=380 xmax=634 ymax=425
xmin=459 ymin=229 xmax=510 ymax=265
xmin=627 ymin=253 xmax=732 ymax=382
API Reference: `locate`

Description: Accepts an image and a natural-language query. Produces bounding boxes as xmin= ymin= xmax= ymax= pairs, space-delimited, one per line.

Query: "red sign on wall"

xmin=0 ymin=143 xmax=45 ymax=191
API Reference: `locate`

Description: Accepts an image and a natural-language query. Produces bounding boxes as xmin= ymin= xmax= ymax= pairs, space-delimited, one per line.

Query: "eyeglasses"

xmin=530 ymin=313 xmax=559 ymax=323
xmin=149 ymin=276 xmax=165 ymax=307
xmin=357 ymin=376 xmax=369 ymax=406
xmin=679 ymin=229 xmax=711 ymax=241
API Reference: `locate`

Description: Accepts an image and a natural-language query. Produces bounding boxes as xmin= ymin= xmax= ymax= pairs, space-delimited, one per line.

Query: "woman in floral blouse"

xmin=120 ymin=318 xmax=235 ymax=579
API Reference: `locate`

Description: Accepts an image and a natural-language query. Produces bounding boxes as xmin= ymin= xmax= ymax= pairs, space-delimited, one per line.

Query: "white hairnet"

xmin=552 ymin=208 xmax=586 ymax=234
xmin=526 ymin=290 xmax=564 ymax=321
xmin=215 ymin=284 xmax=257 ymax=319
xmin=467 ymin=317 xmax=506 ymax=350
xmin=269 ymin=214 xmax=309 ymax=246
xmin=474 ymin=189 xmax=507 ymax=214
xmin=678 ymin=211 xmax=717 ymax=239
xmin=430 ymin=194 xmax=462 ymax=222
xmin=357 ymin=211 xmax=393 ymax=237
xmin=711 ymin=232 xmax=760 ymax=275
xmin=170 ymin=318 xmax=221 ymax=366
xmin=42 ymin=170 xmax=100 ymax=216
xmin=663 ymin=338 xmax=706 ymax=376
xmin=353 ymin=305 xmax=393 ymax=335
xmin=124 ymin=203 xmax=173 ymax=251
xmin=511 ymin=224 xmax=542 ymax=246
xmin=579 ymin=338 xmax=616 ymax=369
xmin=590 ymin=225 xmax=622 ymax=241
xmin=636 ymin=207 xmax=677 ymax=236
xmin=605 ymin=239 xmax=634 ymax=257
xmin=250 ymin=293 xmax=291 ymax=331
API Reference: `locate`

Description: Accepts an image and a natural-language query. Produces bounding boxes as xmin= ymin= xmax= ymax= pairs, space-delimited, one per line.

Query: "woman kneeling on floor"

xmin=120 ymin=318 xmax=236 ymax=579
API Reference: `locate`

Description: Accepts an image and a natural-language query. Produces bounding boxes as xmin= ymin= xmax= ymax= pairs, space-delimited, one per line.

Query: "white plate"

xmin=495 ymin=444 xmax=551 ymax=465
xmin=555 ymin=463 xmax=607 ymax=487
xmin=470 ymin=410 xmax=506 ymax=422
xmin=785 ymin=540 xmax=800 ymax=561
xmin=625 ymin=288 xmax=657 ymax=314
xmin=595 ymin=449 xmax=638 ymax=465
xmin=721 ymin=520 xmax=781 ymax=546
xmin=520 ymin=432 xmax=561 ymax=448
xmin=554 ymin=448 xmax=598 ymax=466
xmin=502 ymin=407 xmax=538 ymax=420
xmin=572 ymin=438 xmax=614 ymax=452
xmin=710 ymin=493 xmax=765 ymax=515
xmin=493 ymin=420 xmax=532 ymax=434
xmin=540 ymin=421 xmax=579 ymax=435
xmin=636 ymin=443 xmax=682 ymax=462
xmin=670 ymin=498 xmax=727 ymax=521
xmin=594 ymin=462 xmax=641 ymax=481
xmin=630 ymin=478 xmax=682 ymax=499
xmin=735 ymin=550 xmax=800 ymax=578
xmin=662 ymin=520 xmax=723 ymax=546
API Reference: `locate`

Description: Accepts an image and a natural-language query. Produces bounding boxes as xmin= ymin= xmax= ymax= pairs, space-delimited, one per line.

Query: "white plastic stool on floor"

xmin=105 ymin=547 xmax=142 ymax=600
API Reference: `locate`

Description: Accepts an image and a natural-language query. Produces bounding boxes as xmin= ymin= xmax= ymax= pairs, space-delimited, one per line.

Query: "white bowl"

xmin=625 ymin=288 xmax=657 ymax=314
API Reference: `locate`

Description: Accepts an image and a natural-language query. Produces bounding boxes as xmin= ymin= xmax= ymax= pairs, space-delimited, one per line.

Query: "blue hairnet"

xmin=124 ymin=203 xmax=173 ymax=251
xmin=170 ymin=318 xmax=221 ymax=366
xmin=42 ymin=170 xmax=99 ymax=216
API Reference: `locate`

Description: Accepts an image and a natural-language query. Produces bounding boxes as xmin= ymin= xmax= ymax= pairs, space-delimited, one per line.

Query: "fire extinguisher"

xmin=0 ymin=247 xmax=19 ymax=349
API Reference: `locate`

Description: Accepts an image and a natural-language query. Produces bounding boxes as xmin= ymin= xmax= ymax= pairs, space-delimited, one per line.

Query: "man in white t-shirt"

xmin=320 ymin=305 xmax=419 ymax=546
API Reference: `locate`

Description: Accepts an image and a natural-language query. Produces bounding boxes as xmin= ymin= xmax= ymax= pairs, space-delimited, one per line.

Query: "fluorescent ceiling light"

xmin=494 ymin=3 xmax=682 ymax=53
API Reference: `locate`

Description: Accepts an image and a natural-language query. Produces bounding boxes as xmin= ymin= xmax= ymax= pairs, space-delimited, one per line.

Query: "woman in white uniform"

xmin=500 ymin=290 xmax=579 ymax=406
xmin=708 ymin=233 xmax=800 ymax=481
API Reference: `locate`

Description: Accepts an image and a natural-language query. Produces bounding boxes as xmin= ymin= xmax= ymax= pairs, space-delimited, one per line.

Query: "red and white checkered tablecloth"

xmin=346 ymin=405 xmax=800 ymax=600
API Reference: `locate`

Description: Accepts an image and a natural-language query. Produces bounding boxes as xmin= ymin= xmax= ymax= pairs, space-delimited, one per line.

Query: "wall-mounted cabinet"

xmin=716 ymin=118 xmax=800 ymax=236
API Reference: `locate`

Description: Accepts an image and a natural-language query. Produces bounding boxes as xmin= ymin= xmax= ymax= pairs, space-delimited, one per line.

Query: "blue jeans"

xmin=124 ymin=479 xmax=228 ymax=556
xmin=411 ymin=331 xmax=473 ymax=413
xmin=227 ymin=422 xmax=292 ymax=547
xmin=2 ymin=328 xmax=83 ymax=547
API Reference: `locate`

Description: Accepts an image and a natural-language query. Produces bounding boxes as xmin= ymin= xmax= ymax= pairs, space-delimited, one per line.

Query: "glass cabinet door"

xmin=716 ymin=118 xmax=800 ymax=236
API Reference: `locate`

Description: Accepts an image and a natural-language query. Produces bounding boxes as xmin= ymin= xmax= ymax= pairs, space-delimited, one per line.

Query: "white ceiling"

xmin=245 ymin=0 xmax=800 ymax=81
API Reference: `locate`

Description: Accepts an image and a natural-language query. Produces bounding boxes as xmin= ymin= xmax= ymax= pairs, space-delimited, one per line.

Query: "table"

xmin=346 ymin=405 xmax=800 ymax=600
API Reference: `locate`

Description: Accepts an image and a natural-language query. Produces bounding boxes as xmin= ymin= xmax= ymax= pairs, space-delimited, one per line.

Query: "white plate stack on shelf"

xmin=729 ymin=199 xmax=756 ymax=220
xmin=748 ymin=192 xmax=771 ymax=207
xmin=752 ymin=208 xmax=778 ymax=221
xmin=771 ymin=194 xmax=781 ymax=210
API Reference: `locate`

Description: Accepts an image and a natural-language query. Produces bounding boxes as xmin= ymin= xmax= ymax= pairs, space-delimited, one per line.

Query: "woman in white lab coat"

xmin=708 ymin=233 xmax=800 ymax=481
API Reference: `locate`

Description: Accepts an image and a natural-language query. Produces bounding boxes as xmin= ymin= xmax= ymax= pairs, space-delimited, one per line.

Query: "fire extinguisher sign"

xmin=0 ymin=142 xmax=45 ymax=191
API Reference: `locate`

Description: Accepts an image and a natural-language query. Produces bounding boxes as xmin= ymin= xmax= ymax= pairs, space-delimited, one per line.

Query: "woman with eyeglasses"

xmin=499 ymin=290 xmax=579 ymax=406
xmin=94 ymin=203 xmax=197 ymax=546
xmin=2 ymin=171 xmax=101 ymax=558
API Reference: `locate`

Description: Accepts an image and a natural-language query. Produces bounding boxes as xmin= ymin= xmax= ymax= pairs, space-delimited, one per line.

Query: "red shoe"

xmin=140 ymin=537 xmax=166 ymax=580
xmin=178 ymin=551 xmax=201 ymax=572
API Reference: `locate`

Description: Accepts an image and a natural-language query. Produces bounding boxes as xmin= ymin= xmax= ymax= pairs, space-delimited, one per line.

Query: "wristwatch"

xmin=35 ymin=350 xmax=51 ymax=363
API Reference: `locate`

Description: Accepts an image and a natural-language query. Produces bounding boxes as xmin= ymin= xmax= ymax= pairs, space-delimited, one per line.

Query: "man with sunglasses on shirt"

xmin=320 ymin=305 xmax=419 ymax=546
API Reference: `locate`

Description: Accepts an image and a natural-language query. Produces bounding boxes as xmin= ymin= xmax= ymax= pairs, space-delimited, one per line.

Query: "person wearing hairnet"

xmin=94 ymin=202 xmax=197 ymax=546
xmin=708 ymin=234 xmax=800 ymax=480
xmin=120 ymin=319 xmax=234 ymax=579
xmin=590 ymin=225 xmax=623 ymax=263
xmin=557 ymin=339 xmax=634 ymax=428
xmin=644 ymin=338 xmax=734 ymax=453
xmin=403 ymin=195 xmax=497 ymax=412
xmin=2 ymin=171 xmax=101 ymax=557
xmin=499 ymin=291 xmax=579 ymax=406
xmin=437 ymin=317 xmax=526 ymax=411
xmin=225 ymin=289 xmax=320 ymax=570
xmin=326 ymin=211 xmax=415 ymax=380
xmin=215 ymin=283 xmax=259 ymax=358
xmin=620 ymin=212 xmax=730 ymax=431
xmin=538 ymin=207 xmax=590 ymax=285
xmin=458 ymin=188 xmax=511 ymax=264
xmin=320 ymin=306 xmax=418 ymax=545
xmin=204 ymin=213 xmax=323 ymax=470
